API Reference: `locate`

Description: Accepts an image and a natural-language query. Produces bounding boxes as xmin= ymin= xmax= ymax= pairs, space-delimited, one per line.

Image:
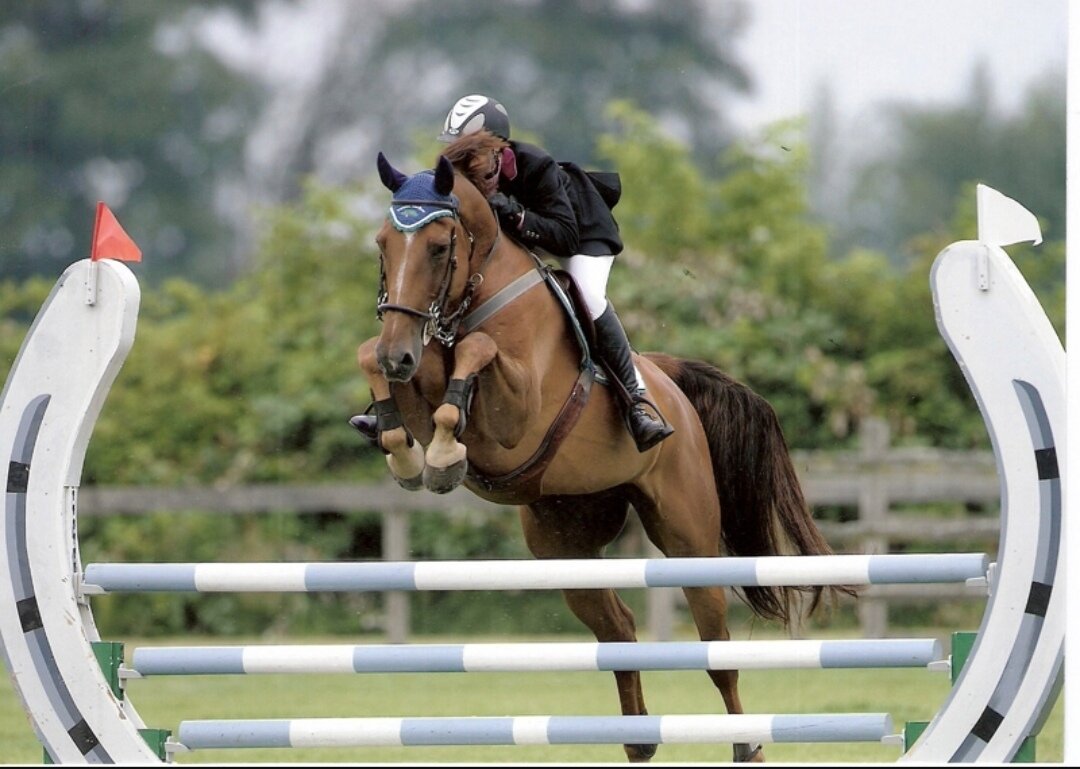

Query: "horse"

xmin=355 ymin=146 xmax=848 ymax=763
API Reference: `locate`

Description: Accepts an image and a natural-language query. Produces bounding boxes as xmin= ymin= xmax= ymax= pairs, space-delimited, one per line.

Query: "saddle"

xmin=549 ymin=270 xmax=600 ymax=373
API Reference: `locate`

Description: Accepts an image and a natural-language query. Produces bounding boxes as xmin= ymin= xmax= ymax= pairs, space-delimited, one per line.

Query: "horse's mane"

xmin=440 ymin=133 xmax=508 ymax=196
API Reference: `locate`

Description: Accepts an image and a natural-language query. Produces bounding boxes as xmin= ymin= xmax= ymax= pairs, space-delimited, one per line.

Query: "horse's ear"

xmin=377 ymin=152 xmax=407 ymax=192
xmin=434 ymin=155 xmax=455 ymax=196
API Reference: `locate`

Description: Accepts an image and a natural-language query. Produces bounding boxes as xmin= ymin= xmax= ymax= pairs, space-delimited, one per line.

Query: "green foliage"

xmin=84 ymin=179 xmax=387 ymax=485
xmin=600 ymin=110 xmax=876 ymax=446
xmin=599 ymin=103 xmax=1063 ymax=449
xmin=1 ymin=98 xmax=1065 ymax=636
xmin=0 ymin=276 xmax=53 ymax=370
xmin=595 ymin=101 xmax=712 ymax=256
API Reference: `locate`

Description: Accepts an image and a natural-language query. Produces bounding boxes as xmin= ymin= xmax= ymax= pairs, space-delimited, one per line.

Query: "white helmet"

xmin=438 ymin=94 xmax=510 ymax=142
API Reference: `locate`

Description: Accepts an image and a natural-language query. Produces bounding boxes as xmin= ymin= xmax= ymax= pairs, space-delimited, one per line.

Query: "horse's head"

xmin=373 ymin=152 xmax=499 ymax=382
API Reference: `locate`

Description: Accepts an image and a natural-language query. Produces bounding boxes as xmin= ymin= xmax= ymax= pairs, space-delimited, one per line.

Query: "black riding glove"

xmin=488 ymin=192 xmax=524 ymax=231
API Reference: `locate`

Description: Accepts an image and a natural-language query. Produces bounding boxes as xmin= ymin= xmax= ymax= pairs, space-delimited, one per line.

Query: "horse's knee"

xmin=452 ymin=332 xmax=498 ymax=374
xmin=357 ymin=338 xmax=381 ymax=378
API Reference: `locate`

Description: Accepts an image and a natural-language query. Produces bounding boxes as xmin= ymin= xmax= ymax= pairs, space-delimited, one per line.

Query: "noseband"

xmin=377 ymin=198 xmax=495 ymax=347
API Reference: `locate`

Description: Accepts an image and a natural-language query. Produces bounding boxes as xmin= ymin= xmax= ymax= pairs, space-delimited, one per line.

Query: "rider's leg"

xmin=554 ymin=254 xmax=673 ymax=452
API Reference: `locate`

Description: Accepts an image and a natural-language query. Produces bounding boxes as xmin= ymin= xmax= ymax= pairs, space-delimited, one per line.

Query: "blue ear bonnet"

xmin=389 ymin=171 xmax=459 ymax=232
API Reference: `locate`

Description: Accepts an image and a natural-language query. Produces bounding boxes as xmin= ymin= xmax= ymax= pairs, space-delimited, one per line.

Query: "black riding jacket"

xmin=499 ymin=140 xmax=623 ymax=257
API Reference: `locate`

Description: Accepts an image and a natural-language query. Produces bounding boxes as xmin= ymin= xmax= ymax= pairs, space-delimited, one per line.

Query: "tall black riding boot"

xmin=593 ymin=303 xmax=674 ymax=452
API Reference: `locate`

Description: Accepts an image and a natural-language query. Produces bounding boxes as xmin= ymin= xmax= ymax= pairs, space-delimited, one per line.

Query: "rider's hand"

xmin=488 ymin=192 xmax=525 ymax=230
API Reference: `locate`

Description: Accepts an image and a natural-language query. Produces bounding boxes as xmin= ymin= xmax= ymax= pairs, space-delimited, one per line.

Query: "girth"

xmin=465 ymin=365 xmax=594 ymax=504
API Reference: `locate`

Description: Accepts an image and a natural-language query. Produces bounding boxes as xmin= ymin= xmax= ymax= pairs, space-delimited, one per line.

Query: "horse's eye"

xmin=429 ymin=242 xmax=450 ymax=260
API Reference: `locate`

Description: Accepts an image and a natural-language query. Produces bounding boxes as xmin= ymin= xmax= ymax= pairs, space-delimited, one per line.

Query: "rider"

xmin=353 ymin=94 xmax=672 ymax=452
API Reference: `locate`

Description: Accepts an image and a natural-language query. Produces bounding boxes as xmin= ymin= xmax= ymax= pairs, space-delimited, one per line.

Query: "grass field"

xmin=0 ymin=630 xmax=1064 ymax=764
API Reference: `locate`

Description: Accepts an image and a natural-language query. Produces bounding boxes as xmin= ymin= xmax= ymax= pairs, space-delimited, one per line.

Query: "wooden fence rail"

xmin=78 ymin=420 xmax=1000 ymax=639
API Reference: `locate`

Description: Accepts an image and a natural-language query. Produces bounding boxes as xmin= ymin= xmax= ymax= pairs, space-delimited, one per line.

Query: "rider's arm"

xmin=505 ymin=146 xmax=580 ymax=256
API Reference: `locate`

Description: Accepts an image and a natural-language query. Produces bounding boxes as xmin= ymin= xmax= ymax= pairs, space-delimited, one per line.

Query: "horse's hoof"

xmin=423 ymin=458 xmax=468 ymax=494
xmin=626 ymin=743 xmax=657 ymax=763
xmin=733 ymin=742 xmax=764 ymax=762
xmin=392 ymin=470 xmax=425 ymax=491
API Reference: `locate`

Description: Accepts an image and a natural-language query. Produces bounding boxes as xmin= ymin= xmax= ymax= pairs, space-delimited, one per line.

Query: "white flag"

xmin=976 ymin=183 xmax=1043 ymax=246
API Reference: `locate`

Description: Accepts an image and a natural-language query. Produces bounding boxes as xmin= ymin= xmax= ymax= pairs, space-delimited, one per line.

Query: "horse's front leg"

xmin=422 ymin=332 xmax=503 ymax=493
xmin=357 ymin=337 xmax=426 ymax=489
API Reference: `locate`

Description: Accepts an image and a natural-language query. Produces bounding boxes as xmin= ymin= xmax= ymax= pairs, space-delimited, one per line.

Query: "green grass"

xmin=0 ymin=632 xmax=1064 ymax=764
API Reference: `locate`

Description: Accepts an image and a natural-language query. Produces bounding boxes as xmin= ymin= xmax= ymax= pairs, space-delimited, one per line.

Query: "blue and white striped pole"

xmin=131 ymin=638 xmax=943 ymax=676
xmin=82 ymin=553 xmax=989 ymax=594
xmin=176 ymin=713 xmax=894 ymax=751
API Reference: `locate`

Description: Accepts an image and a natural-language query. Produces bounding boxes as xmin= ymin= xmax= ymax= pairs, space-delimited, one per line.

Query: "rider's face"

xmin=477 ymin=150 xmax=500 ymax=198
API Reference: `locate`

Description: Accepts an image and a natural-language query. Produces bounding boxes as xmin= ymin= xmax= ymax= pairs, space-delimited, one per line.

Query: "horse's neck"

xmin=477 ymin=237 xmax=543 ymax=299
xmin=458 ymin=206 xmax=578 ymax=367
xmin=477 ymin=240 xmax=578 ymax=365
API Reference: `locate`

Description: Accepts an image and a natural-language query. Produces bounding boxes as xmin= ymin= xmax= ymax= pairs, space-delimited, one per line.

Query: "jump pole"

xmin=173 ymin=713 xmax=894 ymax=751
xmin=80 ymin=552 xmax=989 ymax=593
xmin=126 ymin=638 xmax=944 ymax=676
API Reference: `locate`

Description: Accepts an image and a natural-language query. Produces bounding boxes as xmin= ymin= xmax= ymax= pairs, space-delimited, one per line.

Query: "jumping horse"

xmin=355 ymin=147 xmax=847 ymax=763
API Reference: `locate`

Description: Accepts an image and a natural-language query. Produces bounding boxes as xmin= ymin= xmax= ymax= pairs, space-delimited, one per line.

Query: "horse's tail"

xmin=647 ymin=353 xmax=854 ymax=627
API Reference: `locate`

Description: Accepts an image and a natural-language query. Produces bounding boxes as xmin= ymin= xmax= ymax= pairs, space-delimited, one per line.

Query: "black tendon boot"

xmin=593 ymin=303 xmax=674 ymax=452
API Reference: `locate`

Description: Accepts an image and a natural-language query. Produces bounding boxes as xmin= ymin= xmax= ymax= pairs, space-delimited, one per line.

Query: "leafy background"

xmin=0 ymin=1 xmax=1065 ymax=637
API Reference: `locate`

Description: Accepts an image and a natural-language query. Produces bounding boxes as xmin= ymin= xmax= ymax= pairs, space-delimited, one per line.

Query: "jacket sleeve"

xmin=514 ymin=154 xmax=580 ymax=256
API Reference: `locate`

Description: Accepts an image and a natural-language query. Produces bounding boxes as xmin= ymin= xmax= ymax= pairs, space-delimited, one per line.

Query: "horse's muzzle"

xmin=376 ymin=338 xmax=421 ymax=383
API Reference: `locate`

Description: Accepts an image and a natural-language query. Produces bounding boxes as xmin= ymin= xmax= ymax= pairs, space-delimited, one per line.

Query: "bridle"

xmin=376 ymin=197 xmax=498 ymax=348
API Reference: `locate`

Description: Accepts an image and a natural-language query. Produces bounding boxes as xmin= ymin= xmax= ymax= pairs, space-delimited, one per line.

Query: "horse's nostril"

xmin=380 ymin=347 xmax=419 ymax=382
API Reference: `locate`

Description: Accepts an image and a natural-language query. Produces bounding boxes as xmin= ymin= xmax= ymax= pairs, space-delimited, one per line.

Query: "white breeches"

xmin=554 ymin=254 xmax=614 ymax=320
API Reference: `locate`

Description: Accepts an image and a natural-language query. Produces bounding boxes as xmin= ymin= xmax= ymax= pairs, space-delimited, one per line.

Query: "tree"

xmin=222 ymin=0 xmax=752 ymax=206
xmin=0 ymin=1 xmax=257 ymax=284
xmin=838 ymin=65 xmax=1065 ymax=263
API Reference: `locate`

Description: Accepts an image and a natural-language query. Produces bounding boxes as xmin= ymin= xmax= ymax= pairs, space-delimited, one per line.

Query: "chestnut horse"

xmin=355 ymin=149 xmax=845 ymax=763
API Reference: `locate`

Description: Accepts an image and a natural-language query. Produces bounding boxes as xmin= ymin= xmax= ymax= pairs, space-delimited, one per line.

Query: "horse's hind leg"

xmin=630 ymin=477 xmax=764 ymax=763
xmin=684 ymin=586 xmax=762 ymax=763
xmin=520 ymin=493 xmax=657 ymax=763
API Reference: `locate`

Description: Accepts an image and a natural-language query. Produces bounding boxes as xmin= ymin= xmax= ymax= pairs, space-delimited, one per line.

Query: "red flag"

xmin=90 ymin=202 xmax=142 ymax=263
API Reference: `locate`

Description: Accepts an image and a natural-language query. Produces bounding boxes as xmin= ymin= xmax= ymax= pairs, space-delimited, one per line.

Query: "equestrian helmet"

xmin=438 ymin=94 xmax=510 ymax=142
